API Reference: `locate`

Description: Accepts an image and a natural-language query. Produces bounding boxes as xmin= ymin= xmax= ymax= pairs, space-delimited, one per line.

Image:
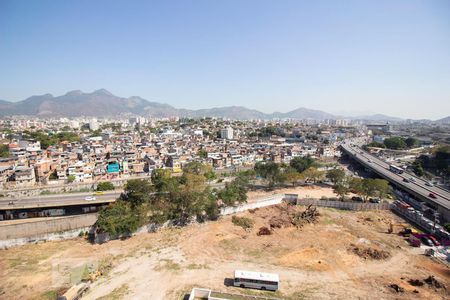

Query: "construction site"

xmin=0 ymin=185 xmax=449 ymax=300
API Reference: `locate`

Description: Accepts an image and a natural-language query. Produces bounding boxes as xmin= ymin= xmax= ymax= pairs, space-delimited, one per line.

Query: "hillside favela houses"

xmin=0 ymin=115 xmax=363 ymax=190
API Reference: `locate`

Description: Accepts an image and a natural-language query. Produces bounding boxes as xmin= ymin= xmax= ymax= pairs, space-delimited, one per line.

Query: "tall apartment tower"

xmin=220 ymin=127 xmax=234 ymax=140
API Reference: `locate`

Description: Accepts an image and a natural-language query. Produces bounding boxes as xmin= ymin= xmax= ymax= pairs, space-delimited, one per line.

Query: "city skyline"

xmin=1 ymin=0 xmax=450 ymax=119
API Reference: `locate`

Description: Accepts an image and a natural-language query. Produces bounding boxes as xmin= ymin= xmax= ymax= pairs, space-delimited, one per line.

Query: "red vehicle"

xmin=429 ymin=193 xmax=437 ymax=199
xmin=429 ymin=236 xmax=440 ymax=246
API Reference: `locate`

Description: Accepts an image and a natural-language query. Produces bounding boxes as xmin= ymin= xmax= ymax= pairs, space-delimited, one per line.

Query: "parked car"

xmin=429 ymin=193 xmax=437 ymax=199
xmin=351 ymin=196 xmax=363 ymax=202
xmin=369 ymin=198 xmax=380 ymax=203
xmin=420 ymin=237 xmax=434 ymax=247
xmin=85 ymin=196 xmax=96 ymax=201
xmin=428 ymin=236 xmax=440 ymax=247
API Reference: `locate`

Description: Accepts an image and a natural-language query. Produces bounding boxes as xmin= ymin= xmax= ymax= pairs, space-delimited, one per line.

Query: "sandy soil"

xmin=246 ymin=185 xmax=344 ymax=202
xmin=1 ymin=196 xmax=449 ymax=300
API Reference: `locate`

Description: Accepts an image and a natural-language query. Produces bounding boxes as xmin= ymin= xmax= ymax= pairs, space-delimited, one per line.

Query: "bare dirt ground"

xmin=246 ymin=185 xmax=345 ymax=202
xmin=1 ymin=194 xmax=449 ymax=300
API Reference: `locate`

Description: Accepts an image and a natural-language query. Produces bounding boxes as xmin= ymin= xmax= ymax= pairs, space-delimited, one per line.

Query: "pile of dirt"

xmin=291 ymin=205 xmax=320 ymax=228
xmin=257 ymin=226 xmax=272 ymax=236
xmin=389 ymin=284 xmax=404 ymax=293
xmin=268 ymin=203 xmax=319 ymax=229
xmin=349 ymin=244 xmax=391 ymax=260
xmin=408 ymin=279 xmax=424 ymax=287
xmin=424 ymin=275 xmax=445 ymax=289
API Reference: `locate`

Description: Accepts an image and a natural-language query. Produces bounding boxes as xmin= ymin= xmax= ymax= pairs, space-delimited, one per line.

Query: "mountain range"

xmin=0 ymin=89 xmax=447 ymax=122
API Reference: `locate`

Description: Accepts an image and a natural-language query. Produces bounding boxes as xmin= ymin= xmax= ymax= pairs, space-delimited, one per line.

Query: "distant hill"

xmin=0 ymin=89 xmax=429 ymax=122
xmin=436 ymin=116 xmax=450 ymax=124
xmin=350 ymin=114 xmax=404 ymax=122
xmin=0 ymin=89 xmax=339 ymax=120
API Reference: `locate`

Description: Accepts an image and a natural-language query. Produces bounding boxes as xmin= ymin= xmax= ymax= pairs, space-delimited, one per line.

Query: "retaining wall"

xmin=0 ymin=213 xmax=97 ymax=248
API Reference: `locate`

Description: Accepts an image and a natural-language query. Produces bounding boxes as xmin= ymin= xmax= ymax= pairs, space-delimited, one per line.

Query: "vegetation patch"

xmin=97 ymin=284 xmax=130 ymax=300
xmin=232 ymin=216 xmax=254 ymax=230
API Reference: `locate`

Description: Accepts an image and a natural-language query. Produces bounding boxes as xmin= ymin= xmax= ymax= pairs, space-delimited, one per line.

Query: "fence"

xmin=296 ymin=198 xmax=391 ymax=211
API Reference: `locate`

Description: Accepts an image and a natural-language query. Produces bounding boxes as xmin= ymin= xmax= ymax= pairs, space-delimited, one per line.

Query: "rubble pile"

xmin=257 ymin=226 xmax=272 ymax=236
xmin=268 ymin=204 xmax=320 ymax=229
xmin=424 ymin=276 xmax=445 ymax=289
xmin=349 ymin=244 xmax=391 ymax=260
xmin=389 ymin=284 xmax=404 ymax=293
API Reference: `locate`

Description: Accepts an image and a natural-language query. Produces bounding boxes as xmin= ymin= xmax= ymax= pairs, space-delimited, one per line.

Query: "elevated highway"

xmin=0 ymin=191 xmax=119 ymax=210
xmin=341 ymin=143 xmax=450 ymax=222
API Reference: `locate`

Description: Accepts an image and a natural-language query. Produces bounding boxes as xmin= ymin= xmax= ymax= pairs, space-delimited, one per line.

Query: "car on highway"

xmin=403 ymin=178 xmax=410 ymax=183
xmin=94 ymin=191 xmax=104 ymax=195
xmin=428 ymin=193 xmax=437 ymax=199
xmin=425 ymin=182 xmax=434 ymax=187
xmin=409 ymin=177 xmax=416 ymax=183
xmin=85 ymin=196 xmax=96 ymax=201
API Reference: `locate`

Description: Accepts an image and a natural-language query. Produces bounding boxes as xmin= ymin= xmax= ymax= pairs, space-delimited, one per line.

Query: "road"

xmin=0 ymin=191 xmax=120 ymax=209
xmin=341 ymin=143 xmax=450 ymax=211
xmin=0 ymin=181 xmax=227 ymax=210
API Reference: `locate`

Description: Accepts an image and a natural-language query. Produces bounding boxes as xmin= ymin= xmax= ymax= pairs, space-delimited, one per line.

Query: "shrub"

xmin=231 ymin=216 xmax=254 ymax=230
xmin=97 ymin=181 xmax=115 ymax=191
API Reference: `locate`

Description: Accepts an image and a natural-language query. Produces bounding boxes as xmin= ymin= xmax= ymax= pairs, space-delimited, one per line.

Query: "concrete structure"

xmin=220 ymin=127 xmax=234 ymax=140
xmin=341 ymin=143 xmax=450 ymax=222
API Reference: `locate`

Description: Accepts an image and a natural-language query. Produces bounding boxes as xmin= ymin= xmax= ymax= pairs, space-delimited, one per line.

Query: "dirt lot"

xmin=246 ymin=185 xmax=345 ymax=203
xmin=1 ymin=199 xmax=449 ymax=299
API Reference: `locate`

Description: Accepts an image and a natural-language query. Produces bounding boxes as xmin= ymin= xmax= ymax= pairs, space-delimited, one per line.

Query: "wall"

xmin=296 ymin=199 xmax=391 ymax=211
xmin=0 ymin=213 xmax=97 ymax=248
xmin=0 ymin=226 xmax=92 ymax=249
xmin=220 ymin=194 xmax=285 ymax=215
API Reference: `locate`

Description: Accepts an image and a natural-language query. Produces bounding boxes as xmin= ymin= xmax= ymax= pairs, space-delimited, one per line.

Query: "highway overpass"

xmin=0 ymin=191 xmax=119 ymax=210
xmin=341 ymin=143 xmax=450 ymax=222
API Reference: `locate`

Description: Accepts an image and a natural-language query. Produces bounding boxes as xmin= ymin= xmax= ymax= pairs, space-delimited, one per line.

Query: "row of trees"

xmin=97 ymin=158 xmax=392 ymax=236
xmin=254 ymin=156 xmax=323 ymax=188
xmin=326 ymin=168 xmax=391 ymax=201
xmin=365 ymin=136 xmax=420 ymax=150
xmin=96 ymin=162 xmax=252 ymax=236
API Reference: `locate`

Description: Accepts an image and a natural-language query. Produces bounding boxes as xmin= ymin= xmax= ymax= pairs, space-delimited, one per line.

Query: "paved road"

xmin=341 ymin=143 xmax=450 ymax=210
xmin=0 ymin=191 xmax=120 ymax=209
xmin=0 ymin=181 xmax=227 ymax=210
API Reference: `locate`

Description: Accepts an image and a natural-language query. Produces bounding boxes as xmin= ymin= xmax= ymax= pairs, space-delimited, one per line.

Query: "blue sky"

xmin=1 ymin=0 xmax=449 ymax=119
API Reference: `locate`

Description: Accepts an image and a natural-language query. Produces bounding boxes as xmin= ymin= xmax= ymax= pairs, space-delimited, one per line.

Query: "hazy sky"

xmin=1 ymin=0 xmax=449 ymax=119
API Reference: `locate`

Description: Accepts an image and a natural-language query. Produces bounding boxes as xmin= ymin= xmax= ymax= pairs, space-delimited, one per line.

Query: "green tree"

xmin=349 ymin=177 xmax=364 ymax=195
xmin=412 ymin=160 xmax=424 ymax=177
xmin=96 ymin=201 xmax=141 ymax=236
xmin=197 ymin=149 xmax=208 ymax=158
xmin=333 ymin=183 xmax=350 ymax=201
xmin=383 ymin=137 xmax=407 ymax=150
xmin=326 ymin=168 xmax=346 ymax=185
xmin=97 ymin=181 xmax=115 ymax=191
xmin=183 ymin=161 xmax=215 ymax=180
xmin=365 ymin=141 xmax=385 ymax=149
xmin=120 ymin=179 xmax=153 ymax=208
xmin=301 ymin=167 xmax=324 ymax=183
xmin=284 ymin=167 xmax=302 ymax=186
xmin=67 ymin=175 xmax=76 ymax=183
xmin=371 ymin=178 xmax=391 ymax=200
xmin=168 ymin=173 xmax=215 ymax=225
xmin=290 ymin=156 xmax=315 ymax=173
xmin=0 ymin=144 xmax=9 ymax=158
xmin=404 ymin=137 xmax=419 ymax=148
xmin=254 ymin=161 xmax=283 ymax=188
